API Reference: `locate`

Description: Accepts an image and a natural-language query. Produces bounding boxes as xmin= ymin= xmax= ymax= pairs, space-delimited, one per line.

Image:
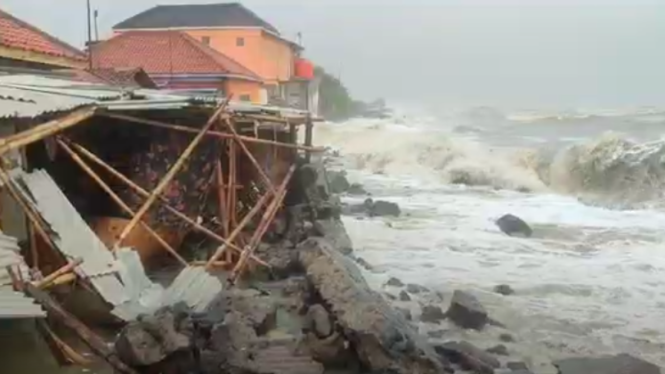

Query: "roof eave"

xmin=0 ymin=44 xmax=87 ymax=69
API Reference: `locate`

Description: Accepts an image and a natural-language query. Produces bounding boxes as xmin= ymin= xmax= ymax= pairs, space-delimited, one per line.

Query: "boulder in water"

xmin=434 ymin=341 xmax=500 ymax=374
xmin=399 ymin=290 xmax=411 ymax=302
xmin=495 ymin=214 xmax=532 ymax=238
xmin=445 ymin=290 xmax=488 ymax=330
xmin=328 ymin=170 xmax=351 ymax=194
xmin=406 ymin=283 xmax=429 ymax=294
xmin=347 ymin=182 xmax=369 ymax=195
xmin=553 ymin=354 xmax=661 ymax=374
xmin=420 ymin=305 xmax=446 ymax=324
xmin=368 ymin=199 xmax=401 ymax=217
xmin=494 ymin=284 xmax=515 ymax=296
xmin=486 ymin=344 xmax=509 ymax=356
xmin=386 ymin=277 xmax=405 ymax=287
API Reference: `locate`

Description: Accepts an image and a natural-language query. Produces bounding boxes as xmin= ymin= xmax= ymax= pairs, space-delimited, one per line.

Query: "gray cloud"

xmin=4 ymin=0 xmax=665 ymax=111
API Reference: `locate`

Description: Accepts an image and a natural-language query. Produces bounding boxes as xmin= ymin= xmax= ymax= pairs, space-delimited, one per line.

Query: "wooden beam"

xmin=100 ymin=112 xmax=325 ymax=152
xmin=0 ymin=107 xmax=96 ymax=155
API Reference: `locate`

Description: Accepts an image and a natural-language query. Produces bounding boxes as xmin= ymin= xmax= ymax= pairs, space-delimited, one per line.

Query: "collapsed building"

xmin=0 ymin=73 xmax=448 ymax=374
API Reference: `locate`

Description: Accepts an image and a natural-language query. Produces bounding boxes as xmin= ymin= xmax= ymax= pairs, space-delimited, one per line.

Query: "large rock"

xmin=446 ymin=290 xmax=488 ymax=330
xmin=435 ymin=341 xmax=500 ymax=374
xmin=495 ymin=214 xmax=532 ymax=238
xmin=298 ymin=237 xmax=447 ymax=374
xmin=420 ymin=305 xmax=446 ymax=324
xmin=328 ymin=170 xmax=351 ymax=194
xmin=368 ymin=199 xmax=402 ymax=217
xmin=553 ymin=354 xmax=661 ymax=374
xmin=386 ymin=277 xmax=405 ymax=287
xmin=306 ymin=304 xmax=334 ymax=338
xmin=313 ymin=218 xmax=354 ymax=255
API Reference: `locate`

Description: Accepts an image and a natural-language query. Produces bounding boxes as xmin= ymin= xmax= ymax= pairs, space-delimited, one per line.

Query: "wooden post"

xmin=288 ymin=120 xmax=297 ymax=159
xmin=101 ymin=113 xmax=324 ymax=152
xmin=0 ymin=107 xmax=96 ymax=155
xmin=205 ymin=165 xmax=295 ymax=270
xmin=112 ymin=100 xmax=230 ymax=250
xmin=226 ymin=139 xmax=237 ymax=229
xmin=215 ymin=159 xmax=229 ymax=237
xmin=223 ymin=118 xmax=276 ymax=194
xmin=64 ymin=139 xmax=268 ymax=267
xmin=57 ymin=139 xmax=188 ymax=266
xmin=230 ymin=166 xmax=293 ymax=282
xmin=24 ymin=283 xmax=139 ymax=374
xmin=304 ymin=114 xmax=313 ymax=163
xmin=34 ymin=257 xmax=82 ymax=289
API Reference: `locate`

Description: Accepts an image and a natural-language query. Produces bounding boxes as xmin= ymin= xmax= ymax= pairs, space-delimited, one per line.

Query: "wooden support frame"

xmin=100 ymin=112 xmax=325 ymax=152
xmin=112 ymin=99 xmax=231 ymax=250
xmin=224 ymin=118 xmax=276 ymax=194
xmin=57 ymin=139 xmax=188 ymax=266
xmin=230 ymin=165 xmax=294 ymax=282
xmin=63 ymin=139 xmax=269 ymax=268
xmin=34 ymin=257 xmax=82 ymax=289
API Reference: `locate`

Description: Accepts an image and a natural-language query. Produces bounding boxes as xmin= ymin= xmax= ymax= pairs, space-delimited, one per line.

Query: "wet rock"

xmin=313 ymin=218 xmax=354 ymax=255
xmin=354 ymin=257 xmax=374 ymax=271
xmin=306 ymin=304 xmax=333 ymax=338
xmin=254 ymin=242 xmax=301 ymax=279
xmin=406 ymin=283 xmax=429 ymax=294
xmin=494 ymin=284 xmax=515 ymax=296
xmin=399 ymin=291 xmax=411 ymax=302
xmin=348 ymin=183 xmax=368 ymax=195
xmin=507 ymin=361 xmax=529 ymax=370
xmin=495 ymin=214 xmax=532 ymax=238
xmin=328 ymin=170 xmax=351 ymax=194
xmin=396 ymin=307 xmax=413 ymax=321
xmin=298 ymin=237 xmax=447 ymax=373
xmin=385 ymin=293 xmax=397 ymax=301
xmin=435 ymin=341 xmax=500 ymax=374
xmin=368 ymin=199 xmax=401 ymax=217
xmin=427 ymin=330 xmax=446 ymax=339
xmin=446 ymin=290 xmax=488 ymax=330
xmin=553 ymin=353 xmax=661 ymax=374
xmin=420 ymin=305 xmax=446 ymax=324
xmin=386 ymin=277 xmax=405 ymax=287
xmin=115 ymin=304 xmax=193 ymax=367
xmin=499 ymin=333 xmax=515 ymax=343
xmin=303 ymin=330 xmax=353 ymax=368
xmin=486 ymin=344 xmax=509 ymax=356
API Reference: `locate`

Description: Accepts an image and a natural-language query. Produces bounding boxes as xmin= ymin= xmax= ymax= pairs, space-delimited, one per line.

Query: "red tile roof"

xmin=92 ymin=31 xmax=261 ymax=81
xmin=56 ymin=67 xmax=158 ymax=89
xmin=0 ymin=8 xmax=86 ymax=61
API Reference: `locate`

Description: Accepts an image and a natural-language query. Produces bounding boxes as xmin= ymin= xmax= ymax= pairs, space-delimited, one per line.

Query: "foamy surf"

xmin=312 ymin=110 xmax=665 ymax=370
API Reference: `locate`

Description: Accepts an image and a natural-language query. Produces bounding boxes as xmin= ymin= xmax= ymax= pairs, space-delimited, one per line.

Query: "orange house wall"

xmin=184 ymin=29 xmax=294 ymax=83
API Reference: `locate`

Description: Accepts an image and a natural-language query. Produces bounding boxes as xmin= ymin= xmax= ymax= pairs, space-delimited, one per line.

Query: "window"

xmin=239 ymin=94 xmax=251 ymax=102
xmin=236 ymin=37 xmax=245 ymax=47
xmin=201 ymin=36 xmax=210 ymax=45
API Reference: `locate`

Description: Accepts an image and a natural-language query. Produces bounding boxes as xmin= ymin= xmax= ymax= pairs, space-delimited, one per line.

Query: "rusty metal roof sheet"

xmin=10 ymin=169 xmax=127 ymax=306
xmin=0 ymin=232 xmax=45 ymax=319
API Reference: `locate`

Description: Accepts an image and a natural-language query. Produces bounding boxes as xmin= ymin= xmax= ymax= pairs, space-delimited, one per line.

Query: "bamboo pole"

xmin=56 ymin=139 xmax=188 ymax=266
xmin=0 ymin=107 xmax=96 ymax=155
xmin=64 ymin=139 xmax=268 ymax=267
xmin=34 ymin=257 xmax=82 ymax=289
xmin=230 ymin=166 xmax=293 ymax=282
xmin=112 ymin=99 xmax=231 ymax=250
xmin=227 ymin=139 xmax=237 ymax=228
xmin=24 ymin=284 xmax=139 ymax=374
xmin=224 ymin=118 xmax=276 ymax=194
xmin=215 ymin=159 xmax=229 ymax=237
xmin=207 ymin=165 xmax=295 ymax=270
xmin=0 ymin=167 xmax=58 ymax=253
xmin=40 ymin=273 xmax=77 ymax=289
xmin=100 ymin=112 xmax=325 ymax=152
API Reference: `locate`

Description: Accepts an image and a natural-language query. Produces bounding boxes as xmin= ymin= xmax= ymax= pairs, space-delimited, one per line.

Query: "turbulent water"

xmin=314 ymin=108 xmax=665 ymax=371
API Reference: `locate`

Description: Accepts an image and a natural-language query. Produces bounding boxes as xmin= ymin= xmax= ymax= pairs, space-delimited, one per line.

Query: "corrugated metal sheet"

xmin=0 ymin=232 xmax=45 ymax=319
xmin=10 ymin=169 xmax=128 ymax=306
xmin=112 ymin=250 xmax=223 ymax=321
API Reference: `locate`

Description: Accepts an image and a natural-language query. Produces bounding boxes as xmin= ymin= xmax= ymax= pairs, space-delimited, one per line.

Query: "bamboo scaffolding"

xmin=0 ymin=167 xmax=59 ymax=253
xmin=224 ymin=118 xmax=276 ymax=194
xmin=100 ymin=112 xmax=324 ymax=152
xmin=34 ymin=257 xmax=82 ymax=289
xmin=57 ymin=139 xmax=188 ymax=266
xmin=112 ymin=99 xmax=231 ymax=250
xmin=227 ymin=139 xmax=238 ymax=227
xmin=0 ymin=107 xmax=96 ymax=155
xmin=205 ymin=165 xmax=295 ymax=270
xmin=215 ymin=160 xmax=229 ymax=237
xmin=65 ymin=139 xmax=268 ymax=268
xmin=230 ymin=166 xmax=293 ymax=282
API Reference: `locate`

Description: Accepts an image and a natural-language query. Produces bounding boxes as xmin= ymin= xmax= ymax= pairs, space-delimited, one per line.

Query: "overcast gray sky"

xmin=3 ymin=0 xmax=665 ymax=112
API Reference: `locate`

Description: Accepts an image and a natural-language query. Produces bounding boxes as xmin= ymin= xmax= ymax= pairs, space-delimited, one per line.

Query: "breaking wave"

xmin=313 ymin=116 xmax=665 ymax=208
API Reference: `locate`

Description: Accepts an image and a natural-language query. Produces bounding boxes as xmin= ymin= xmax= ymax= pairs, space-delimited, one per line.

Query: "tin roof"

xmin=0 ymin=232 xmax=45 ymax=319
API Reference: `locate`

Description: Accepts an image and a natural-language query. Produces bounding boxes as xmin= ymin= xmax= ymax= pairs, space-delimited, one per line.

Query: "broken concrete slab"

xmin=298 ymin=237 xmax=447 ymax=374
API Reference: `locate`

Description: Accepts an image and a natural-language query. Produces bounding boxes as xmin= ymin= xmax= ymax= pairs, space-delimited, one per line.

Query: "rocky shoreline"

xmin=110 ymin=158 xmax=662 ymax=374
